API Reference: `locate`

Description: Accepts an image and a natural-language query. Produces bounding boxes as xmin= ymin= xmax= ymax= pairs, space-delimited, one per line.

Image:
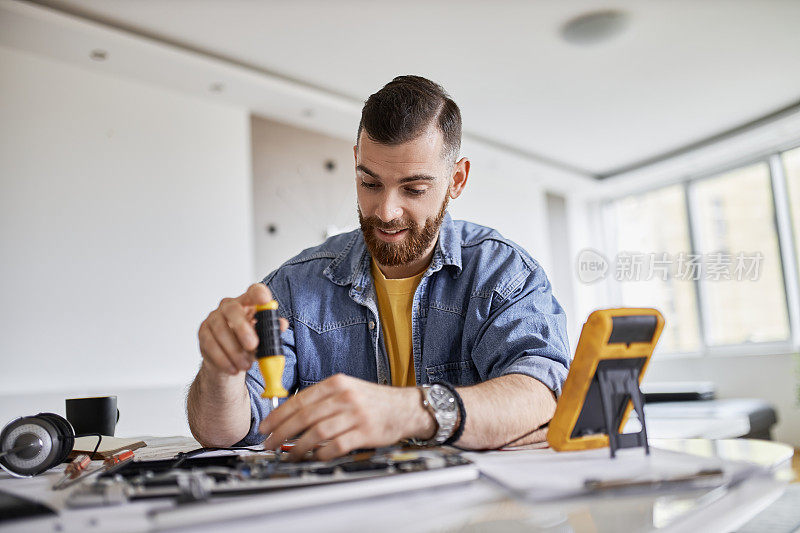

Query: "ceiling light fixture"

xmin=560 ymin=10 xmax=629 ymax=46
xmin=89 ymin=49 xmax=107 ymax=61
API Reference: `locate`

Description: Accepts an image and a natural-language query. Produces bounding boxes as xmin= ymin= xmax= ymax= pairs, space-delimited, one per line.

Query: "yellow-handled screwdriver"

xmin=254 ymin=300 xmax=289 ymax=409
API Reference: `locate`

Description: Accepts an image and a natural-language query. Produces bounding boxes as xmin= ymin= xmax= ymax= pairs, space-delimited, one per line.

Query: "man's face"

xmin=355 ymin=126 xmax=453 ymax=267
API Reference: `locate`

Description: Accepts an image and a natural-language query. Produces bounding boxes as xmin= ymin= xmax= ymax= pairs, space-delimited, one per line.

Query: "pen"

xmin=584 ymin=468 xmax=724 ymax=492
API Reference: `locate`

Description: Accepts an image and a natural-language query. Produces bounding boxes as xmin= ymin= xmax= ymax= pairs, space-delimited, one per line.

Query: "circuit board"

xmin=66 ymin=447 xmax=476 ymax=508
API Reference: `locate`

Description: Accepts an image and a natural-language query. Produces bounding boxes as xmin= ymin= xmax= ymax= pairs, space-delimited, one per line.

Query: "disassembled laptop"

xmin=66 ymin=446 xmax=474 ymax=508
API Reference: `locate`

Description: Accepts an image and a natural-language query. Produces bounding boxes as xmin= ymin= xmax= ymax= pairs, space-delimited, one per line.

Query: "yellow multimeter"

xmin=547 ymin=308 xmax=664 ymax=457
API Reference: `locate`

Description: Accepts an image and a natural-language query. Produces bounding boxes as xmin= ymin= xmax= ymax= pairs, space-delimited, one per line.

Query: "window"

xmin=604 ymin=147 xmax=799 ymax=356
xmin=690 ymin=163 xmax=789 ymax=345
xmin=605 ymin=185 xmax=701 ymax=353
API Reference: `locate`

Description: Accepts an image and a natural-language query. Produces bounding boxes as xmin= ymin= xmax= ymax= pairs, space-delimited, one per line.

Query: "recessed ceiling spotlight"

xmin=560 ymin=10 xmax=629 ymax=46
xmin=89 ymin=49 xmax=108 ymax=61
xmin=209 ymin=82 xmax=225 ymax=93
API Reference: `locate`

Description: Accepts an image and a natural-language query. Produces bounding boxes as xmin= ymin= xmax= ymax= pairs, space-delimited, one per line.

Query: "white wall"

xmin=251 ymin=116 xmax=358 ymax=277
xmin=0 ymin=46 xmax=252 ymax=435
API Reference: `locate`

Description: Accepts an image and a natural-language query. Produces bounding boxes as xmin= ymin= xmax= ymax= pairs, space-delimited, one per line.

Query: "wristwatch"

xmin=418 ymin=384 xmax=459 ymax=446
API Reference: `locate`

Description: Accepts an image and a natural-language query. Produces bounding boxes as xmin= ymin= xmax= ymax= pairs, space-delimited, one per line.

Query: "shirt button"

xmin=368 ymin=321 xmax=375 ymax=330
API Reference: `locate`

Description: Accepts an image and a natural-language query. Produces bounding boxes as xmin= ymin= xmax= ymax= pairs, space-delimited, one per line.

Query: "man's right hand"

xmin=198 ymin=283 xmax=288 ymax=376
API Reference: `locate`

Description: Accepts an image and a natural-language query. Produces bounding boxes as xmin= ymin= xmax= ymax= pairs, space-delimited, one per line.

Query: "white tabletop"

xmin=0 ymin=438 xmax=793 ymax=533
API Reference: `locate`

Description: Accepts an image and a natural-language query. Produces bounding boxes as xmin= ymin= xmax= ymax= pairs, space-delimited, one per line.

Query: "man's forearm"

xmin=187 ymin=364 xmax=252 ymax=447
xmin=455 ymin=374 xmax=556 ymax=449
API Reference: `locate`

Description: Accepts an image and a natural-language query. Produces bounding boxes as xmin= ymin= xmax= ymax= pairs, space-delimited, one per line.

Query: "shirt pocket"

xmin=292 ymin=314 xmax=374 ymax=383
xmin=425 ymin=360 xmax=481 ymax=386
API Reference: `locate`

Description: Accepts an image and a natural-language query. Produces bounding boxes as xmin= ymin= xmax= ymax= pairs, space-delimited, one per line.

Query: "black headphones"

xmin=0 ymin=413 xmax=75 ymax=477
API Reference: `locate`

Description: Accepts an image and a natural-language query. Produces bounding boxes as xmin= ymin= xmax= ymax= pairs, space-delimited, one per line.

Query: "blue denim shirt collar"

xmin=322 ymin=212 xmax=463 ymax=288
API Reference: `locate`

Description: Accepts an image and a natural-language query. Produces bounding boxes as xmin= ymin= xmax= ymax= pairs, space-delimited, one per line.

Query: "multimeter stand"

xmin=596 ymin=364 xmax=649 ymax=459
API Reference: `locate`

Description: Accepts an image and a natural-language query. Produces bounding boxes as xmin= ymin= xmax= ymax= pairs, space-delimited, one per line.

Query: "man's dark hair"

xmin=357 ymin=75 xmax=462 ymax=163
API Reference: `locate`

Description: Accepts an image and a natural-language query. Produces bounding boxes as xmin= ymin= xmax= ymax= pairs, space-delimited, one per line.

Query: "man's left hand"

xmin=259 ymin=374 xmax=434 ymax=461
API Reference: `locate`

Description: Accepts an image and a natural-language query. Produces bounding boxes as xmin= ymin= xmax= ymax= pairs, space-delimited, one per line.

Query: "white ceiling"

xmin=24 ymin=0 xmax=800 ymax=177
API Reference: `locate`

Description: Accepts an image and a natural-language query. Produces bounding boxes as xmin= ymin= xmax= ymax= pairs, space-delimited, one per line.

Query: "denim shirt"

xmin=238 ymin=213 xmax=570 ymax=445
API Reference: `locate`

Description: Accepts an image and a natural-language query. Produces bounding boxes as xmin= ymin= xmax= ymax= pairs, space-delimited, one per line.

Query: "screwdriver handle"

xmin=258 ymin=356 xmax=288 ymax=399
xmin=65 ymin=454 xmax=91 ymax=478
xmin=53 ymin=454 xmax=92 ymax=489
xmin=55 ymin=450 xmax=135 ymax=490
xmin=103 ymin=449 xmax=134 ymax=468
xmin=255 ymin=301 xmax=289 ymax=400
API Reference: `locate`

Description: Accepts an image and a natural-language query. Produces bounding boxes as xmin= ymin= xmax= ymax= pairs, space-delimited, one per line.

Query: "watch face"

xmin=429 ymin=385 xmax=457 ymax=413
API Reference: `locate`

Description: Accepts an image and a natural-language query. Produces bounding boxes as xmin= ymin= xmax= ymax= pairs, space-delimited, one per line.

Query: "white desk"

xmin=0 ymin=438 xmax=794 ymax=533
xmin=625 ymin=399 xmax=774 ymax=440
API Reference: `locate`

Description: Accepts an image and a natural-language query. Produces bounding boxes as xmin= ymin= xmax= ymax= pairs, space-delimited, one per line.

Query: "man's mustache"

xmin=362 ymin=217 xmax=416 ymax=232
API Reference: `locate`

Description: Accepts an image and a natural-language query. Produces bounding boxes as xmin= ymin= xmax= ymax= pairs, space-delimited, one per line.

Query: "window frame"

xmin=601 ymin=144 xmax=800 ymax=358
xmin=772 ymin=150 xmax=800 ymax=351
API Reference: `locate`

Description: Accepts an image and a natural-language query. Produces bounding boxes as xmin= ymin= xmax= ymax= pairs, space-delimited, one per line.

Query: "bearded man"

xmin=187 ymin=76 xmax=571 ymax=460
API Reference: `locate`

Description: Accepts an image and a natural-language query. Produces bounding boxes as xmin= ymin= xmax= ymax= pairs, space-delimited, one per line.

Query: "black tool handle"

xmin=254 ymin=307 xmax=282 ymax=359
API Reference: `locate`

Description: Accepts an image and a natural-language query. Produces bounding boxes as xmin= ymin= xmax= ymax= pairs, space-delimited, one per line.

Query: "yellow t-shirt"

xmin=371 ymin=260 xmax=425 ymax=387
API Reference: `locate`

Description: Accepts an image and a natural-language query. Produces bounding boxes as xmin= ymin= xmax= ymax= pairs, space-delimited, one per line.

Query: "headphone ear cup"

xmin=36 ymin=413 xmax=74 ymax=466
xmin=1 ymin=413 xmax=76 ymax=477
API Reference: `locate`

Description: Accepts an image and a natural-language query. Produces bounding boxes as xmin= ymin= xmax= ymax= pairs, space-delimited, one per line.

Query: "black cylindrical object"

xmin=254 ymin=304 xmax=282 ymax=359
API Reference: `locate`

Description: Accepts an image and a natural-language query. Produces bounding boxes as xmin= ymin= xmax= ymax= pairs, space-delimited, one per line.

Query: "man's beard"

xmin=359 ymin=193 xmax=449 ymax=268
